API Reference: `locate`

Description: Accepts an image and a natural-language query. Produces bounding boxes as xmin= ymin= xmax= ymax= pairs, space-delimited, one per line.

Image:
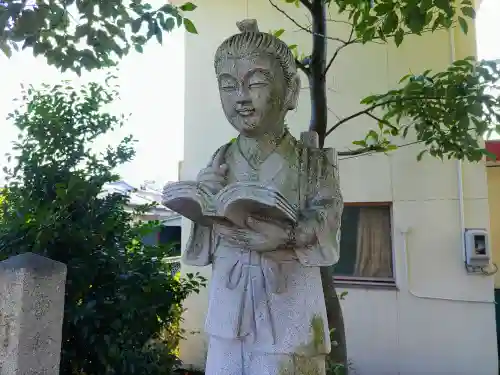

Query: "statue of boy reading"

xmin=181 ymin=19 xmax=343 ymax=375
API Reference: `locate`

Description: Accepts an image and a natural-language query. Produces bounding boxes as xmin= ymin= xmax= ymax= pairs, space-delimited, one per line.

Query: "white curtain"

xmin=353 ymin=207 xmax=392 ymax=278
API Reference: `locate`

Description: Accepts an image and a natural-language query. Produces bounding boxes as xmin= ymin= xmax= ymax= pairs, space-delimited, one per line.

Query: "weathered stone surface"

xmin=0 ymin=253 xmax=67 ymax=375
xmin=163 ymin=19 xmax=343 ymax=375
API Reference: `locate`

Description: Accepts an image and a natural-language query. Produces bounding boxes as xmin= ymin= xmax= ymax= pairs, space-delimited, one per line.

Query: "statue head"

xmin=214 ymin=19 xmax=301 ymax=138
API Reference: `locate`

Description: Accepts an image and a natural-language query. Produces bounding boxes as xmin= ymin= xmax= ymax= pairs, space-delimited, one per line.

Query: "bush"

xmin=0 ymin=77 xmax=206 ymax=375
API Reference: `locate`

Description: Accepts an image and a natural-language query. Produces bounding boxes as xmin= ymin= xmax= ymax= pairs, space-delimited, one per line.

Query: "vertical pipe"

xmin=448 ymin=27 xmax=466 ymax=260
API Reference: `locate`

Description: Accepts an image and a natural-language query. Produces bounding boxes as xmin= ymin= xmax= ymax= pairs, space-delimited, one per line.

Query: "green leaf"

xmin=458 ymin=16 xmax=468 ymax=34
xmin=398 ymin=73 xmax=412 ymax=83
xmin=183 ymin=18 xmax=197 ymax=34
xmin=394 ymin=28 xmax=404 ymax=47
xmin=180 ymin=2 xmax=197 ymax=11
xmin=367 ymin=130 xmax=379 ymax=140
xmin=482 ymin=149 xmax=497 ymax=160
xmin=461 ymin=6 xmax=476 ymax=19
xmin=352 ymin=140 xmax=367 ymax=147
xmin=131 ymin=18 xmax=142 ymax=33
xmin=155 ymin=28 xmax=163 ymax=44
xmin=434 ymin=0 xmax=451 ymax=11
xmin=383 ymin=11 xmax=399 ymax=35
xmin=417 ymin=150 xmax=427 ymax=161
xmin=360 ymin=95 xmax=378 ymax=104
xmin=274 ymin=28 xmax=285 ymax=38
xmin=432 ymin=13 xmax=444 ymax=31
xmin=0 ymin=41 xmax=12 ymax=58
xmin=164 ymin=17 xmax=176 ymax=31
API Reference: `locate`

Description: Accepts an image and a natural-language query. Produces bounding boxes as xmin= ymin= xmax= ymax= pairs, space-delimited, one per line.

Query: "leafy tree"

xmin=0 ymin=77 xmax=206 ymax=375
xmin=0 ymin=0 xmax=198 ymax=73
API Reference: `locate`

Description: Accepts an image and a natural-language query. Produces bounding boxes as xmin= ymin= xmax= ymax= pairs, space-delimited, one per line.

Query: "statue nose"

xmin=236 ymin=96 xmax=252 ymax=107
xmin=235 ymin=84 xmax=251 ymax=101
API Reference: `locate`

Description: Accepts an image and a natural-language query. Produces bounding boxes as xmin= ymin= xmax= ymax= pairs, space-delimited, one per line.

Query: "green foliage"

xmin=273 ymin=0 xmax=475 ymax=62
xmin=0 ymin=77 xmax=206 ymax=375
xmin=0 ymin=1 xmax=198 ymax=74
xmin=357 ymin=57 xmax=500 ymax=161
xmin=328 ymin=0 xmax=475 ymax=45
xmin=270 ymin=0 xmax=498 ymax=161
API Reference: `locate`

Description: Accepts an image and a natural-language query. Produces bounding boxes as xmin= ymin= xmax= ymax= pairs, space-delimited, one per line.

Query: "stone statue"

xmin=163 ymin=19 xmax=343 ymax=375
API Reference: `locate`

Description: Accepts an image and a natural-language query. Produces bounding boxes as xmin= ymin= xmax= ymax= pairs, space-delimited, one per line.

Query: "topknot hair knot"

xmin=236 ymin=19 xmax=259 ymax=33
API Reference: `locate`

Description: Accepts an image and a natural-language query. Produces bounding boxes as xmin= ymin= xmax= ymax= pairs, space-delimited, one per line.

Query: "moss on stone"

xmin=278 ymin=314 xmax=327 ymax=374
xmin=294 ymin=314 xmax=327 ymax=356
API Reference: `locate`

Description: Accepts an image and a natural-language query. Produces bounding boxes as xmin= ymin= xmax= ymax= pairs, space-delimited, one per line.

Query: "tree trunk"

xmin=308 ymin=0 xmax=348 ymax=372
xmin=308 ymin=0 xmax=328 ymax=148
xmin=321 ymin=267 xmax=348 ymax=372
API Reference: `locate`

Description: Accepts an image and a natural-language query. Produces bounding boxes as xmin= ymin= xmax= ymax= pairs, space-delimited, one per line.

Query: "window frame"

xmin=333 ymin=201 xmax=397 ymax=289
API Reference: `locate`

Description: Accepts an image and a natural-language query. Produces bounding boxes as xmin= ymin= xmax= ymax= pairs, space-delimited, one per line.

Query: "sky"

xmin=0 ymin=3 xmax=184 ymax=188
xmin=476 ymin=0 xmax=500 ymax=140
xmin=0 ymin=0 xmax=499 ymax=187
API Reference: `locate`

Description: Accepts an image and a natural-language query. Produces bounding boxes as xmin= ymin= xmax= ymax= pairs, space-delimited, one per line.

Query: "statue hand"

xmin=214 ymin=217 xmax=291 ymax=252
xmin=197 ymin=164 xmax=228 ymax=193
xmin=246 ymin=217 xmax=291 ymax=250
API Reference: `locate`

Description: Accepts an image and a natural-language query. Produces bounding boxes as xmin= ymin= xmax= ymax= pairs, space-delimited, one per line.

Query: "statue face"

xmin=217 ymin=54 xmax=288 ymax=138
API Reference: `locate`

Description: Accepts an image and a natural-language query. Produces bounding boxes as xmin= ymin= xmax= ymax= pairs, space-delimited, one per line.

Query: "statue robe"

xmin=183 ymin=131 xmax=343 ymax=355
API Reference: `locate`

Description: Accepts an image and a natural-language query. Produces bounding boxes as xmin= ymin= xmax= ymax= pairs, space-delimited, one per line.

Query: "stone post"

xmin=0 ymin=253 xmax=67 ymax=375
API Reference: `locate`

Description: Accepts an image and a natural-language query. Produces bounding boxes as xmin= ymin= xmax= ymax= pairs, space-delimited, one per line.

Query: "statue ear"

xmin=286 ymin=73 xmax=301 ymax=110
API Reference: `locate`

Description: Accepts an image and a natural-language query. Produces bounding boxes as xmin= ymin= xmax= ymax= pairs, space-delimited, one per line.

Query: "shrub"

xmin=0 ymin=77 xmax=206 ymax=375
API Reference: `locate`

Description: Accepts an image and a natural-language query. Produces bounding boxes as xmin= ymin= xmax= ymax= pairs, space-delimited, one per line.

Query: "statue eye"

xmin=220 ymin=82 xmax=237 ymax=91
xmin=219 ymin=78 xmax=238 ymax=91
xmin=248 ymin=81 xmax=268 ymax=89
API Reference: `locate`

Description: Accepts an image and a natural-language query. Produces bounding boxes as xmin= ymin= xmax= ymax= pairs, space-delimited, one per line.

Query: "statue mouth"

xmin=236 ymin=108 xmax=255 ymax=116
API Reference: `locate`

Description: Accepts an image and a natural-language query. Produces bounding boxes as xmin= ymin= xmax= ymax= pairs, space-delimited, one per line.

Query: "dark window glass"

xmin=334 ymin=205 xmax=393 ymax=280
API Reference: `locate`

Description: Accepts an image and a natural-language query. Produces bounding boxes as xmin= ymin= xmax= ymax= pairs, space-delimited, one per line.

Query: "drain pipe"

xmin=448 ymin=28 xmax=467 ymax=262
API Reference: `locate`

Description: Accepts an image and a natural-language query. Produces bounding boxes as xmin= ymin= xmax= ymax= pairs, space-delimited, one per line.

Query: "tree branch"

xmin=295 ymin=58 xmax=310 ymax=76
xmin=365 ymin=111 xmax=389 ymax=124
xmin=268 ymin=0 xmax=350 ymax=44
xmin=324 ymin=26 xmax=356 ymax=77
xmin=325 ymin=17 xmax=355 ymax=26
xmin=338 ymin=147 xmax=377 ymax=157
xmin=338 ymin=141 xmax=422 ymax=157
xmin=325 ymin=96 xmax=444 ymax=137
xmin=299 ymin=0 xmax=312 ymax=11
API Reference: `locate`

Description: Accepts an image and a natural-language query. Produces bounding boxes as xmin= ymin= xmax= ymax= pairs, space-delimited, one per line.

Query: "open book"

xmin=162 ymin=181 xmax=297 ymax=228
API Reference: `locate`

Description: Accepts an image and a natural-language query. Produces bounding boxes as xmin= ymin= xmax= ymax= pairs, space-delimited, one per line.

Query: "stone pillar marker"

xmin=0 ymin=253 xmax=67 ymax=375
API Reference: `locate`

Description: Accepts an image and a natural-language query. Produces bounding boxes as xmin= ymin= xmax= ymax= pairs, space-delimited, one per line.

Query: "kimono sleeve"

xmin=295 ymin=148 xmax=343 ymax=267
xmin=181 ymin=143 xmax=231 ymax=267
xmin=182 ymin=223 xmax=214 ymax=266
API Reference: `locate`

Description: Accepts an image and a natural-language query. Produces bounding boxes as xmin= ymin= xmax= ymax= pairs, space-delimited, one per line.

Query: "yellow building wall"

xmin=488 ymin=166 xmax=500 ymax=287
xmin=177 ymin=0 xmax=497 ymax=373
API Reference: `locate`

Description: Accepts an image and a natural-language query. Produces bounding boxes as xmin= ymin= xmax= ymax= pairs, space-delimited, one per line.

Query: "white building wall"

xmin=176 ymin=0 xmax=498 ymax=373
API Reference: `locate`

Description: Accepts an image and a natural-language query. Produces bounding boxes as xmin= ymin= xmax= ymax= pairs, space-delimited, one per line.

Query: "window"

xmin=334 ymin=203 xmax=394 ymax=286
xmin=141 ymin=225 xmax=182 ymax=276
xmin=141 ymin=225 xmax=181 ymax=257
xmin=159 ymin=225 xmax=181 ymax=257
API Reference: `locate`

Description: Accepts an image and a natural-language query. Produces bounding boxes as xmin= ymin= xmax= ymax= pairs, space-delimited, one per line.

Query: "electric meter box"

xmin=464 ymin=228 xmax=490 ymax=269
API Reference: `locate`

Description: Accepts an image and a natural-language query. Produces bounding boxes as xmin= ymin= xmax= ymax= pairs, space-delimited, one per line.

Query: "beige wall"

xmin=178 ymin=1 xmax=497 ymax=373
xmin=488 ymin=166 xmax=500 ymax=288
